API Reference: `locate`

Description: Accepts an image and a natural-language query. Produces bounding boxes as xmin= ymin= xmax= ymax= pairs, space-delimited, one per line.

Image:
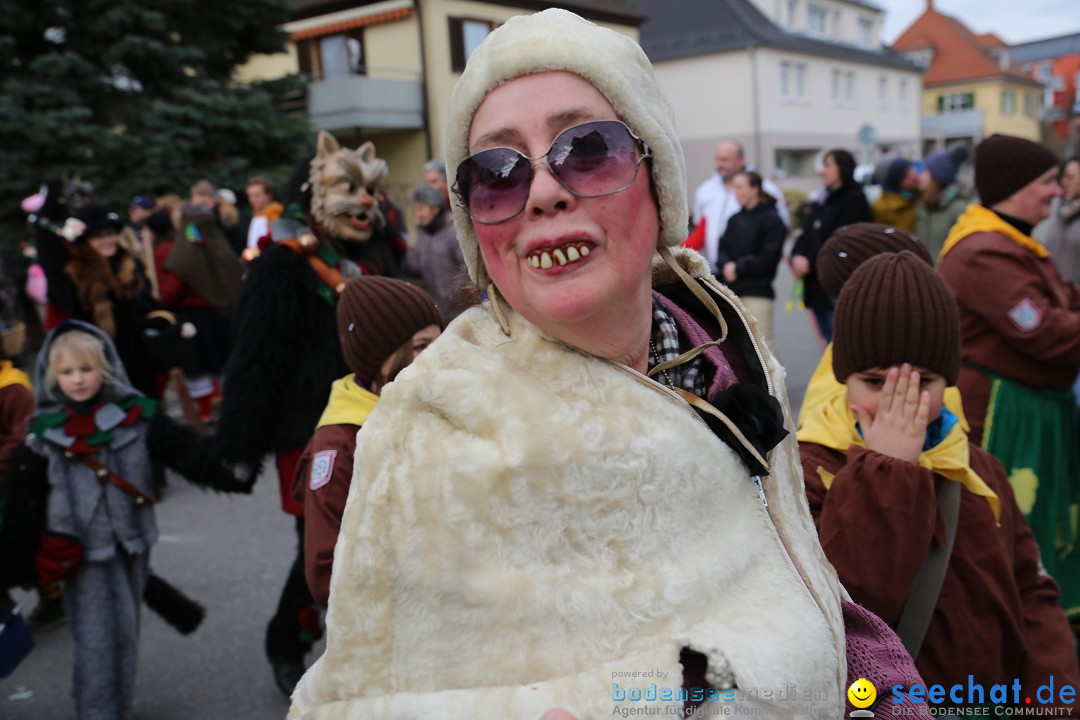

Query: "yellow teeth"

xmin=527 ymin=243 xmax=591 ymax=269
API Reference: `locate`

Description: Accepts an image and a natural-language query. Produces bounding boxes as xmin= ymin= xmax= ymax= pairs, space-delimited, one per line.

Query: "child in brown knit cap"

xmin=284 ymin=277 xmax=444 ymax=692
xmin=798 ymin=223 xmax=947 ymax=426
xmin=798 ymin=251 xmax=1079 ymax=712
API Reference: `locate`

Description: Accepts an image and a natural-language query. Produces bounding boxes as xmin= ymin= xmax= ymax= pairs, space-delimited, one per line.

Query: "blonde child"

xmin=798 ymin=252 xmax=1079 ymax=709
xmin=28 ymin=320 xmax=245 ymax=719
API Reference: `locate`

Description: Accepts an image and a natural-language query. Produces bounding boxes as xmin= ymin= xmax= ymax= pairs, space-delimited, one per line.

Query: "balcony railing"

xmin=307 ymin=73 xmax=423 ymax=132
xmin=922 ymin=108 xmax=984 ymax=138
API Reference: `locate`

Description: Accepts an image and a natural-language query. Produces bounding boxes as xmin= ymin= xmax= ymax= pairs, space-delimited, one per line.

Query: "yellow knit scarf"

xmin=316 ymin=374 xmax=378 ymax=430
xmin=939 ymin=203 xmax=1049 ymax=263
xmin=798 ymin=344 xmax=969 ymax=433
xmin=797 ymin=388 xmax=1000 ymax=523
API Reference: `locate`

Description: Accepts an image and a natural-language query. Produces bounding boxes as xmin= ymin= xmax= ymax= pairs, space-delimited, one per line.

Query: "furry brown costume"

xmin=210 ymin=131 xmax=405 ymax=696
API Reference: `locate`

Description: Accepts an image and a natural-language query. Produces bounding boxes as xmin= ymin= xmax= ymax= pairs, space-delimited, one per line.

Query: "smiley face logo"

xmin=847 ymin=678 xmax=877 ymax=709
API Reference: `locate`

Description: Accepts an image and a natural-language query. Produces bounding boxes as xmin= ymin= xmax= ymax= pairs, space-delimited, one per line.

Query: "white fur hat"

xmin=445 ymin=8 xmax=687 ymax=288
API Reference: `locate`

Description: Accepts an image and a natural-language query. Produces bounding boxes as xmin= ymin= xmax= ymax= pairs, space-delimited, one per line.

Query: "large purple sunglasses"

xmin=453 ymin=120 xmax=652 ymax=225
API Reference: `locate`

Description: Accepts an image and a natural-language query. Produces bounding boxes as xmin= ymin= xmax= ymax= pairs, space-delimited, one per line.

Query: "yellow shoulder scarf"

xmin=316 ymin=374 xmax=379 ymax=430
xmin=797 ymin=344 xmax=968 ymax=433
xmin=0 ymin=360 xmax=30 ymax=391
xmin=797 ymin=388 xmax=1000 ymax=524
xmin=939 ymin=203 xmax=1049 ymax=263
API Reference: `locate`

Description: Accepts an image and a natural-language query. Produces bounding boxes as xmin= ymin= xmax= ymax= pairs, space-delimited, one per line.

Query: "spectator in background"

xmin=715 ymin=170 xmax=785 ymax=351
xmin=147 ymin=211 xmax=234 ymax=420
xmin=1036 ymin=156 xmax=1080 ymax=285
xmin=63 ymin=205 xmax=157 ymax=398
xmin=403 ymin=184 xmax=466 ymax=321
xmin=791 ymin=149 xmax=871 ymax=343
xmin=871 ymin=156 xmax=920 ymax=232
xmin=120 ymin=194 xmax=159 ymax=300
xmin=937 ymin=133 xmax=1080 ymax=632
xmin=190 ymin=180 xmax=243 ymax=254
xmin=917 ymin=146 xmax=972 ymax=262
xmin=243 ymin=176 xmax=284 ymax=253
xmin=424 ymin=158 xmax=451 ymax=208
xmin=692 ymin=140 xmax=790 ymax=276
xmin=126 ymin=195 xmax=154 ymax=237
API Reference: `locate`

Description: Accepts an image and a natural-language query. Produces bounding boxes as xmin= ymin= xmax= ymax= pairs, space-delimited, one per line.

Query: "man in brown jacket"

xmin=938 ymin=133 xmax=1080 ymax=630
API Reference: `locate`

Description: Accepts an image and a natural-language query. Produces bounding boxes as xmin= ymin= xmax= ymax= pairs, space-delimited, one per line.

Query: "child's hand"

xmin=851 ymin=364 xmax=930 ymax=465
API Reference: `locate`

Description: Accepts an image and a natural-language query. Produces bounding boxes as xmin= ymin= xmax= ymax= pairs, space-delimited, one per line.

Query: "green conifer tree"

xmin=0 ymin=0 xmax=311 ymax=246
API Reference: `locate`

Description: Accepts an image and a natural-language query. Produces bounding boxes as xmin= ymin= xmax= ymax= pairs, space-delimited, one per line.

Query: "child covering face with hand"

xmin=797 ymin=251 xmax=1079 ymax=711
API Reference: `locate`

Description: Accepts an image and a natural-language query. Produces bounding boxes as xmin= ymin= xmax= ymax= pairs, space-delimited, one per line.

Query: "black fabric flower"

xmin=697 ymin=383 xmax=788 ymax=476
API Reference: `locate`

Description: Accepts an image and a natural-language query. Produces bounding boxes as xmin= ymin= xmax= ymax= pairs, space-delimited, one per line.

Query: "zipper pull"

xmin=752 ymin=475 xmax=768 ymax=508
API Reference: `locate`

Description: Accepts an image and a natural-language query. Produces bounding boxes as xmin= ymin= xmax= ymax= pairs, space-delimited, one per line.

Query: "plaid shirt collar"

xmin=647 ymin=298 xmax=709 ymax=398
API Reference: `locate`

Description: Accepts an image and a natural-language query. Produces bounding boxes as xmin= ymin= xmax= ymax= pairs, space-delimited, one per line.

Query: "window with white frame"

xmin=832 ymin=69 xmax=841 ymax=104
xmin=832 ymin=11 xmax=841 ymax=38
xmin=787 ymin=0 xmax=797 ymax=28
xmin=845 ymin=71 xmax=855 ymax=104
xmin=775 ymin=149 xmax=819 ymax=178
xmin=1001 ymin=89 xmax=1016 ymax=115
xmin=904 ymin=49 xmax=933 ymax=70
xmin=796 ymin=63 xmax=807 ymax=100
xmin=878 ymin=75 xmax=887 ymax=109
xmin=296 ymin=31 xmax=365 ymax=82
xmin=808 ymin=4 xmax=827 ymax=36
xmin=781 ymin=61 xmax=791 ymax=99
xmin=1024 ymin=92 xmax=1038 ymax=116
xmin=899 ymin=79 xmax=908 ymax=111
xmin=857 ymin=18 xmax=873 ymax=47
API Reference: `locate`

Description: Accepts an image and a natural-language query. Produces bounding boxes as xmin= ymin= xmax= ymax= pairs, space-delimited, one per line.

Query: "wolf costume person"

xmin=210 ymin=132 xmax=406 ymax=695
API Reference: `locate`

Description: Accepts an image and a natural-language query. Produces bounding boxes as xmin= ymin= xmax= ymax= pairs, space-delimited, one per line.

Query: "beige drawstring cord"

xmin=486 ymin=283 xmax=512 ymax=336
xmin=657 ymin=245 xmax=728 ymax=343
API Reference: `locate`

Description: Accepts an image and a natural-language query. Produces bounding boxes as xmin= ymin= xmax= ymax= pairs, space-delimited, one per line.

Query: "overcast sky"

xmin=874 ymin=0 xmax=1080 ymax=45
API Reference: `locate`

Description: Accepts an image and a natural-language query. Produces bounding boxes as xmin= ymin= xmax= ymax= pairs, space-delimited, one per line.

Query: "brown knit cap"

xmin=832 ymin=251 xmax=960 ymax=385
xmin=817 ymin=223 xmax=932 ymax=299
xmin=974 ymin=134 xmax=1059 ymax=207
xmin=337 ymin=277 xmax=446 ymax=386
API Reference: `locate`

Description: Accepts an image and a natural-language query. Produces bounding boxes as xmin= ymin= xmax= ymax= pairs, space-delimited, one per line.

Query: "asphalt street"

xmin=0 ymin=244 xmax=825 ymax=720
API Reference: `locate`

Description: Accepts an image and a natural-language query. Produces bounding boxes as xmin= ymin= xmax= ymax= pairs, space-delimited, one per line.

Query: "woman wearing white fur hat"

xmin=289 ymin=10 xmax=851 ymax=719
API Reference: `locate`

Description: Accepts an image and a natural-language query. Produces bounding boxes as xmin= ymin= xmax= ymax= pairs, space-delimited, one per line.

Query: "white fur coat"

xmin=289 ymin=250 xmax=846 ymax=719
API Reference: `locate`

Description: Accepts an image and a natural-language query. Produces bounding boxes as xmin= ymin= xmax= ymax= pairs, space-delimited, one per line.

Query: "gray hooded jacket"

xmin=29 ymin=320 xmax=157 ymax=561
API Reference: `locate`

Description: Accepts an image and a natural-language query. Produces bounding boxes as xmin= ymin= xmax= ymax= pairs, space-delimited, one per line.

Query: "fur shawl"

xmin=290 ymin=249 xmax=846 ymax=719
xmin=64 ymin=246 xmax=145 ymax=338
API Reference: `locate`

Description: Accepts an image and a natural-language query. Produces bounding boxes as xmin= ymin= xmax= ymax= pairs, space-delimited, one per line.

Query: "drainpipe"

xmin=415 ymin=0 xmax=433 ymax=160
xmin=749 ymin=44 xmax=763 ymax=171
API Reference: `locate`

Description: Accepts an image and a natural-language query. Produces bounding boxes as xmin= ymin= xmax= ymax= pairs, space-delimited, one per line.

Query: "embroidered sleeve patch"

xmin=309 ymin=450 xmax=337 ymax=491
xmin=1007 ymin=298 xmax=1042 ymax=332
